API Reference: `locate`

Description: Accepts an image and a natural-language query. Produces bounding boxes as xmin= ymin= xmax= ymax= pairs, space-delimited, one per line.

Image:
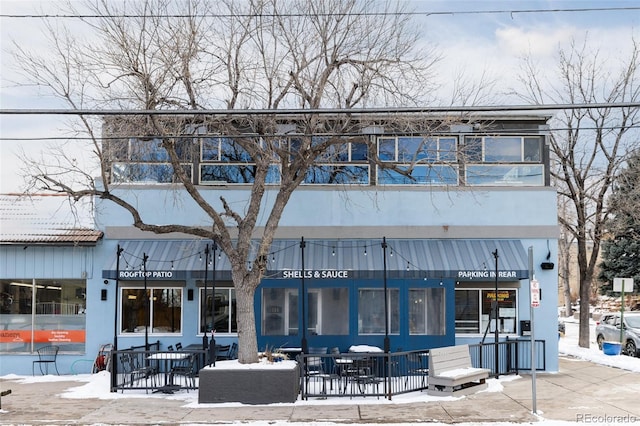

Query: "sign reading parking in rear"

xmin=530 ymin=278 xmax=540 ymax=308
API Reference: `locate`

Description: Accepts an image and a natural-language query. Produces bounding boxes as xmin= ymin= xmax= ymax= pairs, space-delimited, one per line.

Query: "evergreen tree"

xmin=599 ymin=151 xmax=640 ymax=295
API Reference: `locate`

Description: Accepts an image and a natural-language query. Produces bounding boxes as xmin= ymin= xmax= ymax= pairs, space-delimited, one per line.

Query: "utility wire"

xmin=2 ymin=103 xmax=640 ymax=116
xmin=2 ymin=7 xmax=639 ymax=19
xmin=1 ymin=124 xmax=640 ymax=142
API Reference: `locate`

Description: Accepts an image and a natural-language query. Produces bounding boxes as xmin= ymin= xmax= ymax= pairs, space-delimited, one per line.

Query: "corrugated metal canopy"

xmin=103 ymin=239 xmax=529 ymax=281
xmin=0 ymin=195 xmax=102 ymax=245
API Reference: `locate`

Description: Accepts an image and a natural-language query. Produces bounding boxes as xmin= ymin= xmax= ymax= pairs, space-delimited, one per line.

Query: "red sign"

xmin=0 ymin=330 xmax=85 ymax=343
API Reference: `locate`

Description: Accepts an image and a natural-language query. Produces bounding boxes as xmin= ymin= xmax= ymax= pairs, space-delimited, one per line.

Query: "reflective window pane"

xmin=409 ymin=288 xmax=445 ymax=335
xmin=455 ymin=290 xmax=479 ymax=334
xmin=482 ymin=289 xmax=517 ymax=334
xmin=306 ymin=288 xmax=349 ymax=335
xmin=121 ymin=287 xmax=182 ymax=334
xmin=200 ymin=287 xmax=237 ymax=334
xmin=484 ymin=137 xmax=522 ymax=162
xmin=358 ymin=289 xmax=399 ymax=335
xmin=0 ymin=279 xmax=86 ymax=353
xmin=378 ymin=138 xmax=396 ymax=161
xmin=262 ymin=288 xmax=299 ymax=336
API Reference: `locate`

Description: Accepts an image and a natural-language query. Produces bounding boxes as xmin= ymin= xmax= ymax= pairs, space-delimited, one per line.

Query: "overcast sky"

xmin=1 ymin=0 xmax=638 ymax=194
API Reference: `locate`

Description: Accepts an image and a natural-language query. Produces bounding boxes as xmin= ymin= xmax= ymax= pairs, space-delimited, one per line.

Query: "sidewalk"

xmin=1 ymin=356 xmax=639 ymax=425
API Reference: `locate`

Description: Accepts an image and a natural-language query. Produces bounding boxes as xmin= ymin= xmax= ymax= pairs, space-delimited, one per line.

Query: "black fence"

xmin=110 ymin=342 xmax=207 ymax=393
xmin=299 ymin=339 xmax=546 ymax=400
xmin=109 ymin=339 xmax=546 ymax=398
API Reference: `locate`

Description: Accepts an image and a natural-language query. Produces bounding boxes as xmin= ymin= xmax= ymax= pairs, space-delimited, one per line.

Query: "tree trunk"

xmin=561 ymin=235 xmax=574 ymax=317
xmin=234 ymin=274 xmax=260 ymax=364
xmin=579 ymin=278 xmax=591 ymax=348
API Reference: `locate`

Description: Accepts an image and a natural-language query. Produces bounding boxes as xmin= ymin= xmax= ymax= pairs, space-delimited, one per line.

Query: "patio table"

xmin=147 ymin=352 xmax=190 ymax=393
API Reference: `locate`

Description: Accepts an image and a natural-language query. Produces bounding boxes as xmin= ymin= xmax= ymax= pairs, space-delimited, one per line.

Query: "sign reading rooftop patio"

xmin=280 ymin=270 xmax=350 ymax=279
xmin=119 ymin=270 xmax=174 ymax=279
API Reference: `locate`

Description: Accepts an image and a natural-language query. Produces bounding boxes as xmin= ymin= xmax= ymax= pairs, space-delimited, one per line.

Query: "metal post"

xmin=203 ymin=244 xmax=209 ymax=353
xmin=113 ymin=245 xmax=123 ymax=351
xmin=211 ymin=241 xmax=217 ymax=367
xmin=620 ymin=279 xmax=626 ymax=346
xmin=492 ymin=249 xmax=499 ymax=378
xmin=528 ymin=246 xmax=537 ymax=414
xmin=143 ymin=253 xmax=149 ymax=351
xmin=381 ymin=237 xmax=390 ymax=353
xmin=111 ymin=245 xmax=123 ymax=392
xmin=300 ymin=237 xmax=308 ymax=354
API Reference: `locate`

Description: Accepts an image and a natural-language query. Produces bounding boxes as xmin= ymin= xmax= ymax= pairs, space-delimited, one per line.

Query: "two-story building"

xmin=0 ymin=113 xmax=559 ymax=375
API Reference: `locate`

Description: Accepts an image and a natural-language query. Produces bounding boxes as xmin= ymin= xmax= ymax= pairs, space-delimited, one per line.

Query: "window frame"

xmin=120 ymin=285 xmax=184 ymax=335
xmin=454 ymin=288 xmax=518 ymax=335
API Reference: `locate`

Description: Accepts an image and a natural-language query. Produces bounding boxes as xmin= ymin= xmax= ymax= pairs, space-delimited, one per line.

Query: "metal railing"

xmin=109 ymin=341 xmax=208 ymax=393
xmin=300 ymin=339 xmax=546 ymax=400
xmin=109 ymin=339 xmax=546 ymax=397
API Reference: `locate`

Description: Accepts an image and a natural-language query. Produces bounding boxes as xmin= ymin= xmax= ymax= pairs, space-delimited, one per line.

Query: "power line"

xmin=1 ymin=7 xmax=639 ymax=19
xmin=2 ymin=124 xmax=640 ymax=142
xmin=2 ymin=103 xmax=640 ymax=116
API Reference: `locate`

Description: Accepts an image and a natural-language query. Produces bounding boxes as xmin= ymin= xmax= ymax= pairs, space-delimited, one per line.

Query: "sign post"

xmin=528 ymin=247 xmax=537 ymax=414
xmin=613 ymin=278 xmax=634 ymax=346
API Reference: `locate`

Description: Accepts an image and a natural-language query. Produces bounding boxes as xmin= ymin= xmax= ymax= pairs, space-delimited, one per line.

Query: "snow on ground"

xmin=2 ymin=316 xmax=639 ymax=426
xmin=558 ymin=316 xmax=640 ymax=373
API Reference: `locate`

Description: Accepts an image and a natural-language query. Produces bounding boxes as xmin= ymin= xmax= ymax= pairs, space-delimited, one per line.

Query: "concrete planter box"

xmin=198 ymin=360 xmax=299 ymax=404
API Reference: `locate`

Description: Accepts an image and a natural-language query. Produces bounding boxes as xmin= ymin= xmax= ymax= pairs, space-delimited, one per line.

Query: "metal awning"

xmin=103 ymin=238 xmax=529 ymax=281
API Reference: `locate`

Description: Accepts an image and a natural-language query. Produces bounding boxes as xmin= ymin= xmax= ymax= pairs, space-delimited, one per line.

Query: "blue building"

xmin=0 ymin=113 xmax=559 ymax=375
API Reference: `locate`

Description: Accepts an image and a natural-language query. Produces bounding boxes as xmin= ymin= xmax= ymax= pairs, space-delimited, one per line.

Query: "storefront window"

xmin=482 ymin=289 xmax=517 ymax=334
xmin=455 ymin=289 xmax=479 ymax=333
xmin=455 ymin=288 xmax=517 ymax=334
xmin=358 ymin=288 xmax=399 ymax=335
xmin=121 ymin=286 xmax=182 ymax=334
xmin=262 ymin=288 xmax=299 ymax=336
xmin=307 ymin=288 xmax=349 ymax=335
xmin=200 ymin=287 xmax=237 ymax=334
xmin=409 ymin=287 xmax=446 ymax=335
xmin=0 ymin=279 xmax=86 ymax=353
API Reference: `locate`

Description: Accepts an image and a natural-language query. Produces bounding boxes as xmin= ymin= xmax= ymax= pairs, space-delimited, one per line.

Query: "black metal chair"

xmin=169 ymin=354 xmax=197 ymax=391
xmin=215 ymin=344 xmax=231 ymax=360
xmin=120 ymin=352 xmax=156 ymax=393
xmin=32 ymin=345 xmax=60 ymax=376
xmin=227 ymin=342 xmax=238 ymax=359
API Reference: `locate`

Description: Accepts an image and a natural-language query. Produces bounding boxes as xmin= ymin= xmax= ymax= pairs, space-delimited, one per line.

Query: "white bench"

xmin=427 ymin=344 xmax=490 ymax=397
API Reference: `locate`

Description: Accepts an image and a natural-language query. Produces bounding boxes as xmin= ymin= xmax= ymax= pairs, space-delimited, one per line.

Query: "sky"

xmin=1 ymin=316 xmax=639 ymax=425
xmin=1 ymin=0 xmax=639 ymax=194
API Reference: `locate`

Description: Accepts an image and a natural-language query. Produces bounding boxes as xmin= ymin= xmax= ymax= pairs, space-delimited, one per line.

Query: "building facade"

xmin=0 ymin=113 xmax=559 ymax=375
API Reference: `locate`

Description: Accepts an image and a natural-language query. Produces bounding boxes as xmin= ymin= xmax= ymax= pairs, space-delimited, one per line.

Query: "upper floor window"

xmin=201 ymin=137 xmax=252 ymax=162
xmin=464 ymin=136 xmax=542 ymax=163
xmin=378 ymin=136 xmax=457 ymax=163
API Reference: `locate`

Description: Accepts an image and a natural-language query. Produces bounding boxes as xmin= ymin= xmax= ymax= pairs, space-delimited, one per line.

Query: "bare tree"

xmin=558 ymin=199 xmax=577 ymax=317
xmin=11 ymin=0 xmax=443 ymax=363
xmin=516 ymin=37 xmax=640 ymax=347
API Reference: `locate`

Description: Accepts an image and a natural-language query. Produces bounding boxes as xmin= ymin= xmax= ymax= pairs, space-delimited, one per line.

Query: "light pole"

xmin=113 ymin=245 xmax=123 ymax=351
xmin=111 ymin=245 xmax=123 ymax=392
xmin=381 ymin=237 xmax=390 ymax=353
xmin=211 ymin=241 xmax=217 ymax=367
xmin=203 ymin=244 xmax=209 ymax=353
xmin=143 ymin=253 xmax=149 ymax=351
xmin=492 ymin=249 xmax=499 ymax=378
xmin=300 ymin=237 xmax=308 ymax=354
